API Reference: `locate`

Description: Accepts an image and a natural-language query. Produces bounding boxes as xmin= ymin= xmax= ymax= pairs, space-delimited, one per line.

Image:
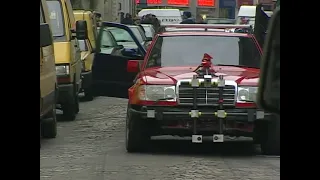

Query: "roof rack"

xmin=159 ymin=24 xmax=254 ymax=34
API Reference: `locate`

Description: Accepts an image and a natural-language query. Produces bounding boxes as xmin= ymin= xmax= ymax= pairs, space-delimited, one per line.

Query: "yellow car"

xmin=40 ymin=0 xmax=57 ymax=145
xmin=46 ymin=0 xmax=88 ymax=120
xmin=74 ymin=10 xmax=98 ymax=100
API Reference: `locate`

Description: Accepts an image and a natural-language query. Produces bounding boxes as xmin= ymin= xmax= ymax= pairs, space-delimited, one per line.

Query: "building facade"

xmin=136 ymin=0 xmax=220 ymax=18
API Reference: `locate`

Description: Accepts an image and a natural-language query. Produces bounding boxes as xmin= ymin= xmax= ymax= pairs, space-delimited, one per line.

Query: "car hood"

xmin=143 ymin=66 xmax=260 ymax=86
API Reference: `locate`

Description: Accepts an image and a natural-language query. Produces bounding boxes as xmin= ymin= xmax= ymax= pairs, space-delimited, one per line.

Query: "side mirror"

xmin=257 ymin=7 xmax=280 ymax=115
xmin=146 ymin=37 xmax=152 ymax=41
xmin=40 ymin=23 xmax=53 ymax=47
xmin=127 ymin=60 xmax=140 ymax=73
xmin=76 ymin=20 xmax=88 ymax=40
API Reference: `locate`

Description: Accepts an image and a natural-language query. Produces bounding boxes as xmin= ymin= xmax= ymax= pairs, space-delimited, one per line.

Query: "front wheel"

xmin=126 ymin=105 xmax=150 ymax=153
xmin=84 ymin=88 xmax=94 ymax=101
xmin=41 ymin=104 xmax=57 ymax=138
xmin=62 ymin=89 xmax=79 ymax=120
xmin=260 ymin=116 xmax=280 ymax=155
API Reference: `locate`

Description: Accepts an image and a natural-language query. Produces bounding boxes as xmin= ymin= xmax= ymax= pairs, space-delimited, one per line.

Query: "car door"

xmin=254 ymin=4 xmax=269 ymax=48
xmin=92 ymin=22 xmax=146 ymax=98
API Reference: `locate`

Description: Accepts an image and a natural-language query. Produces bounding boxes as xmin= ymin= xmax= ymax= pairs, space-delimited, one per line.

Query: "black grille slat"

xmin=178 ymin=83 xmax=236 ymax=107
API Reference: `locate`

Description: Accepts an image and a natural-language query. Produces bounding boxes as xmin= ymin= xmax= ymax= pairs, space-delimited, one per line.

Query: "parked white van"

xmin=138 ymin=9 xmax=182 ymax=25
xmin=236 ymin=5 xmax=256 ymax=26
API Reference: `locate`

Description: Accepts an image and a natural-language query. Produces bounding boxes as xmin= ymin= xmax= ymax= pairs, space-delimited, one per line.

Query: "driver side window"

xmin=147 ymin=37 xmax=163 ymax=68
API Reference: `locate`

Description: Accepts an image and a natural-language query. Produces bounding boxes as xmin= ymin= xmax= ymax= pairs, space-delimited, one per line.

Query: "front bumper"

xmin=129 ymin=106 xmax=272 ymax=136
xmin=81 ymin=71 xmax=92 ymax=90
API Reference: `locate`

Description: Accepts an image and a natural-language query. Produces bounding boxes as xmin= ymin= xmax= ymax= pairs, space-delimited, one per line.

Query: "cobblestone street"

xmin=40 ymin=96 xmax=280 ymax=180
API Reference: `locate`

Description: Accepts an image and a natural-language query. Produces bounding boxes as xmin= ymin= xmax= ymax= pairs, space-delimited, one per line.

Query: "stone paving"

xmin=40 ymin=96 xmax=280 ymax=180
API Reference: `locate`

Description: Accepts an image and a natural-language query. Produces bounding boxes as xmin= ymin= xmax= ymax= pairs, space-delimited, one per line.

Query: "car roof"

xmin=159 ymin=31 xmax=252 ymax=37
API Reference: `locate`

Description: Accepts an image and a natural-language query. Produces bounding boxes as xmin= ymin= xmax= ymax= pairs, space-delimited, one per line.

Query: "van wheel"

xmin=41 ymin=104 xmax=57 ymax=138
xmin=40 ymin=120 xmax=41 ymax=149
xmin=62 ymin=96 xmax=76 ymax=121
xmin=75 ymin=94 xmax=80 ymax=114
xmin=84 ymin=88 xmax=94 ymax=101
xmin=260 ymin=116 xmax=280 ymax=155
xmin=62 ymin=86 xmax=79 ymax=120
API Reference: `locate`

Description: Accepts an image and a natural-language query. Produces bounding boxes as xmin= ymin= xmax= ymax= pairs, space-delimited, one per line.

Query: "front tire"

xmin=62 ymin=88 xmax=79 ymax=120
xmin=260 ymin=115 xmax=280 ymax=155
xmin=84 ymin=88 xmax=94 ymax=101
xmin=126 ymin=105 xmax=150 ymax=153
xmin=41 ymin=104 xmax=57 ymax=138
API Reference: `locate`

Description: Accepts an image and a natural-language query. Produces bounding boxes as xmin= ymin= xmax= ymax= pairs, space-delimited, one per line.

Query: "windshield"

xmin=142 ymin=26 xmax=154 ymax=38
xmin=78 ymin=40 xmax=88 ymax=51
xmin=129 ymin=27 xmax=144 ymax=43
xmin=46 ymin=0 xmax=65 ymax=38
xmin=146 ymin=36 xmax=261 ymax=68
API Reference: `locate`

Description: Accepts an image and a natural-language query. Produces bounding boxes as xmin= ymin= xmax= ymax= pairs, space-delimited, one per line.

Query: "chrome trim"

xmin=176 ymin=79 xmax=238 ymax=105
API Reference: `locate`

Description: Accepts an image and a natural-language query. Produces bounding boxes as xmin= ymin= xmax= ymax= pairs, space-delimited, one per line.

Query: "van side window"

xmin=40 ymin=3 xmax=45 ymax=23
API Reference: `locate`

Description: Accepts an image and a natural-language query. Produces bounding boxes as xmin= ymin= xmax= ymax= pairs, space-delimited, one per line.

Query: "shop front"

xmin=258 ymin=0 xmax=275 ymax=10
xmin=237 ymin=0 xmax=254 ymax=8
xmin=219 ymin=0 xmax=236 ymax=19
xmin=197 ymin=0 xmax=218 ymax=18
xmin=136 ymin=0 xmax=189 ymax=9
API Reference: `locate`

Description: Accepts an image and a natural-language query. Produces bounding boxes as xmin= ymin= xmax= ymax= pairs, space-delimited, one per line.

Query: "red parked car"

xmin=92 ymin=23 xmax=279 ymax=155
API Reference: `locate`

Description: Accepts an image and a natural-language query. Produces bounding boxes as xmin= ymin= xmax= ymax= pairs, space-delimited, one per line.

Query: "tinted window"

xmin=146 ymin=36 xmax=261 ymax=68
xmin=47 ymin=0 xmax=65 ymax=37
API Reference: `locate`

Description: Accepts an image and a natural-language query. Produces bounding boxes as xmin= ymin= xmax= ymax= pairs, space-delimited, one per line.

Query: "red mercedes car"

xmin=92 ymin=23 xmax=279 ymax=155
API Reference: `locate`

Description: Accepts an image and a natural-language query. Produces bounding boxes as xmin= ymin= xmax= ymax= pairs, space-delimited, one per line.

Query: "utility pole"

xmin=190 ymin=0 xmax=197 ymax=17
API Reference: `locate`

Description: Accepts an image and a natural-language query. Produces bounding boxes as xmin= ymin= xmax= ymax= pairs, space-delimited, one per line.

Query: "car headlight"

xmin=237 ymin=86 xmax=257 ymax=102
xmin=138 ymin=85 xmax=176 ymax=101
xmin=55 ymin=65 xmax=70 ymax=76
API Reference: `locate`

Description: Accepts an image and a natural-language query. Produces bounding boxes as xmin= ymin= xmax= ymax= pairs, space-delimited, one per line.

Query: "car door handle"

xmin=74 ymin=45 xmax=78 ymax=47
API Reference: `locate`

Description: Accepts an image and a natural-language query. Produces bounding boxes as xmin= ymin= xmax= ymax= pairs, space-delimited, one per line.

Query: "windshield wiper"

xmin=216 ymin=64 xmax=258 ymax=68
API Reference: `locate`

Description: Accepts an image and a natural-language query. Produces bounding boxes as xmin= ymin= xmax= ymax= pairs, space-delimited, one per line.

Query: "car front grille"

xmin=177 ymin=79 xmax=236 ymax=107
